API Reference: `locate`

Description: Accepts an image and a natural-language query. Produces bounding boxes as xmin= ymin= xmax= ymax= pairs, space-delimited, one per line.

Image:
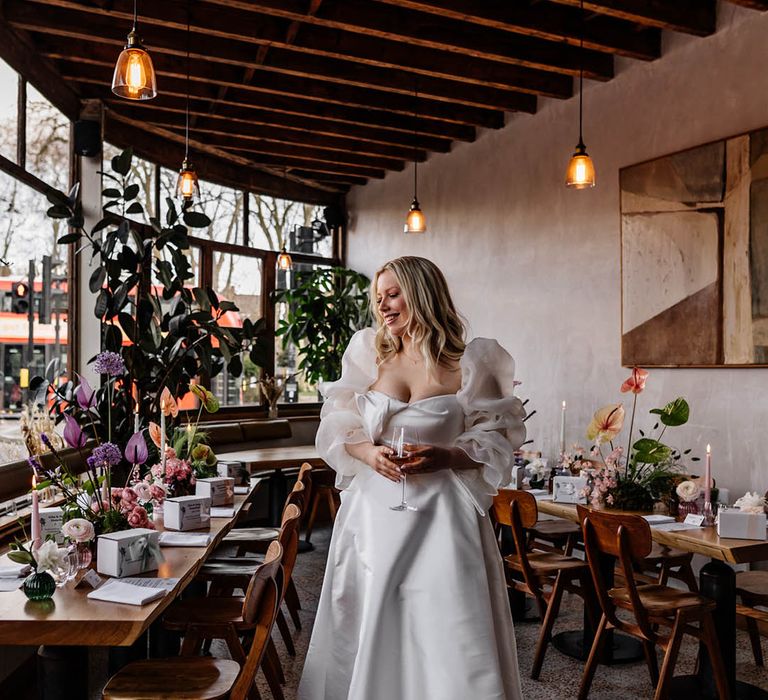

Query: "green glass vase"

xmin=22 ymin=571 xmax=56 ymax=601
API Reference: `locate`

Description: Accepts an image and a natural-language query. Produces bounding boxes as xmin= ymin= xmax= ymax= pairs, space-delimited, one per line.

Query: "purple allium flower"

xmin=89 ymin=442 xmax=122 ymax=467
xmin=75 ymin=374 xmax=97 ymax=409
xmin=40 ymin=433 xmax=53 ymax=449
xmin=125 ymin=431 xmax=148 ymax=465
xmin=93 ymin=351 xmax=126 ymax=377
xmin=63 ymin=415 xmax=87 ymax=449
xmin=27 ymin=456 xmax=42 ymax=473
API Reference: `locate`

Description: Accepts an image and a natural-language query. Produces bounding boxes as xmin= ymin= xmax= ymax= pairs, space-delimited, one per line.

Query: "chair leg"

xmin=745 ymin=616 xmax=765 ymax=666
xmin=701 ymin=612 xmax=733 ymax=700
xmin=261 ymin=644 xmax=285 ymax=700
xmin=578 ymin=614 xmax=609 ymax=700
xmin=179 ymin=627 xmax=204 ymax=657
xmin=654 ymin=614 xmax=684 ymax=700
xmin=642 ymin=640 xmax=660 ymax=687
xmin=678 ymin=562 xmax=699 ymax=592
xmin=305 ymin=491 xmax=321 ymax=543
xmin=657 ymin=562 xmax=670 ymax=587
xmin=531 ymin=574 xmax=565 ymax=680
xmin=285 ymin=579 xmax=302 ymax=629
xmin=276 ymin=608 xmax=296 ymax=657
xmin=266 ymin=637 xmax=286 ymax=684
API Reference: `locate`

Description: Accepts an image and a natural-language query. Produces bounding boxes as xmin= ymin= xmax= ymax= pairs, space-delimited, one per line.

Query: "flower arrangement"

xmin=526 ymin=458 xmax=549 ymax=488
xmin=560 ymin=443 xmax=596 ymax=475
xmin=148 ymin=448 xmax=195 ymax=498
xmin=259 ymin=374 xmax=285 ymax=418
xmin=583 ymin=367 xmax=693 ymax=512
xmin=8 ymin=538 xmax=65 ymax=575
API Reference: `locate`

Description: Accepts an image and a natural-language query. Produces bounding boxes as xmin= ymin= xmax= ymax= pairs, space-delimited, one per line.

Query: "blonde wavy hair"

xmin=371 ymin=256 xmax=465 ymax=376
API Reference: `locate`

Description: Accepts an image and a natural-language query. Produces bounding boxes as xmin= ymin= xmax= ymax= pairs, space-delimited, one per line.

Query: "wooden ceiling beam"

xmin=103 ymin=115 xmax=345 ymax=204
xmin=100 ymin=94 xmax=454 ymax=153
xmin=141 ymin=119 xmax=410 ymax=171
xmin=20 ymin=0 xmax=568 ymax=99
xmin=201 ymin=0 xmax=613 ymax=81
xmin=725 ymin=0 xmax=768 ymax=8
xmin=373 ymin=0 xmax=661 ymax=60
xmin=0 ymin=21 xmax=81 ymax=120
xmin=40 ymin=38 xmax=513 ymax=126
xmin=64 ymin=68 xmax=476 ymax=142
xmin=289 ymin=170 xmax=369 ymax=187
xmin=217 ymin=146 xmax=386 ymax=180
xmin=548 ymin=0 xmax=716 ymax=36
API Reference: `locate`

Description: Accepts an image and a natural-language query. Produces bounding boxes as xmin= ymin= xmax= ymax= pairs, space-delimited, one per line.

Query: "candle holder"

xmin=703 ymin=500 xmax=716 ymax=527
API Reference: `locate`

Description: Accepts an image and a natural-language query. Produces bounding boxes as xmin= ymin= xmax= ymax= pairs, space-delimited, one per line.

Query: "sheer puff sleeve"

xmin=315 ymin=328 xmax=378 ymax=490
xmin=453 ymin=338 xmax=527 ymax=514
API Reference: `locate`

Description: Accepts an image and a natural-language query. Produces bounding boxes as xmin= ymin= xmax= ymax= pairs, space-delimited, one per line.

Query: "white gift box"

xmin=39 ymin=507 xmax=65 ymax=544
xmin=164 ymin=495 xmax=212 ymax=531
xmin=96 ymin=528 xmax=161 ymax=578
xmin=717 ymin=509 xmax=767 ymax=540
xmin=553 ymin=476 xmax=588 ymax=504
xmin=195 ymin=477 xmax=235 ymax=506
xmin=217 ymin=461 xmax=247 ymax=485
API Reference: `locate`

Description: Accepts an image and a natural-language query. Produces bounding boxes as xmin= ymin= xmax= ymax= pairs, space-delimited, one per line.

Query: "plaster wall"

xmin=346 ymin=4 xmax=768 ymax=497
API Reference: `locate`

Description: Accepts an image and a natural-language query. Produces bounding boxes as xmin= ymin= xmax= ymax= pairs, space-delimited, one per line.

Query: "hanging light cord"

xmin=413 ymin=85 xmax=418 ymax=200
xmin=185 ymin=2 xmax=190 ymax=159
xmin=578 ymin=0 xmax=584 ymax=147
xmin=132 ymin=0 xmax=138 ymax=32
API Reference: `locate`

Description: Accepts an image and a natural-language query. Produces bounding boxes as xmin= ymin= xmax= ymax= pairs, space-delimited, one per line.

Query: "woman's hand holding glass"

xmin=364 ymin=444 xmax=402 ymax=483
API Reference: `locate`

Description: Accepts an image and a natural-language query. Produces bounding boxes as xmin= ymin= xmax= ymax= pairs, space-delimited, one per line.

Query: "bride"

xmin=298 ymin=256 xmax=527 ymax=700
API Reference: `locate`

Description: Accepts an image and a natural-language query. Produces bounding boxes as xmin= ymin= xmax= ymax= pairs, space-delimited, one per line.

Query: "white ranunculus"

xmin=676 ymin=480 xmax=700 ymax=503
xmin=733 ymin=491 xmax=767 ymax=515
xmin=527 ymin=458 xmax=549 ymax=480
xmin=35 ymin=540 xmax=67 ymax=574
xmin=61 ymin=518 xmax=95 ymax=543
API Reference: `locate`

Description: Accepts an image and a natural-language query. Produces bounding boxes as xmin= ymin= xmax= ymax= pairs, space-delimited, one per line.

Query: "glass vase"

xmin=268 ymin=401 xmax=279 ymax=419
xmin=678 ymin=500 xmax=699 ymax=518
xmin=23 ymin=571 xmax=56 ymax=601
xmin=75 ymin=542 xmax=93 ymax=570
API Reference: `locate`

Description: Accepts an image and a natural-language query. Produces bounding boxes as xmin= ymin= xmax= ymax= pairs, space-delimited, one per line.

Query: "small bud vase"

xmin=23 ymin=571 xmax=56 ymax=601
xmin=677 ymin=500 xmax=699 ymax=518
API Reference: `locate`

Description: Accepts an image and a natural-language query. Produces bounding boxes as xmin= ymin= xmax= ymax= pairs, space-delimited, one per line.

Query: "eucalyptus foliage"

xmin=275 ymin=266 xmax=371 ymax=384
xmin=35 ymin=147 xmax=267 ymax=443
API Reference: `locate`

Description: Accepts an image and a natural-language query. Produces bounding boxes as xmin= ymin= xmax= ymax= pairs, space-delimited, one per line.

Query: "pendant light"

xmin=111 ymin=0 xmax=157 ymax=101
xmin=565 ymin=0 xmax=596 ymax=189
xmin=276 ymin=168 xmax=293 ymax=270
xmin=404 ymin=87 xmax=426 ymax=234
xmin=176 ymin=3 xmax=199 ymax=202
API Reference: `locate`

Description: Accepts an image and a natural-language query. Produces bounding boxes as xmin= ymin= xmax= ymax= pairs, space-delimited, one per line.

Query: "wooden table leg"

xmin=37 ymin=646 xmax=88 ymax=700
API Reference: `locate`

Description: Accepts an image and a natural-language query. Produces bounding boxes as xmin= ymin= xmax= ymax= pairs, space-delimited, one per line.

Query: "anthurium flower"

xmin=621 ymin=367 xmax=649 ymax=394
xmin=190 ymin=384 xmax=220 ymax=413
xmin=160 ymin=387 xmax=179 ymax=417
xmin=125 ymin=431 xmax=148 ymax=465
xmin=63 ymin=414 xmax=87 ymax=449
xmin=586 ymin=404 xmax=625 ymax=444
xmin=148 ymin=422 xmax=162 ymax=448
xmin=74 ymin=374 xmax=97 ymax=410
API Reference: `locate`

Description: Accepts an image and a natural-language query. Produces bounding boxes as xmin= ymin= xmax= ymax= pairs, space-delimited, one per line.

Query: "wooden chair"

xmin=492 ymin=490 xmax=597 ymax=680
xmin=735 ymin=570 xmax=768 ymax=666
xmin=303 ymin=466 xmax=340 ymax=543
xmin=102 ymin=541 xmax=283 ymax=700
xmin=577 ymin=506 xmax=731 ymax=700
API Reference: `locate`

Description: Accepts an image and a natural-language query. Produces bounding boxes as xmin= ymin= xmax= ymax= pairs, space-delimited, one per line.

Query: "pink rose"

xmin=127 ymin=505 xmax=150 ymax=528
xmin=149 ymin=484 xmax=166 ymax=502
xmin=121 ymin=487 xmax=138 ymax=505
xmin=133 ymin=481 xmax=152 ymax=502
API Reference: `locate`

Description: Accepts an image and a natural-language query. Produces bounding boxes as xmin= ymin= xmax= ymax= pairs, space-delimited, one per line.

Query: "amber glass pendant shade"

xmin=404 ymin=198 xmax=427 ymax=234
xmin=112 ymin=31 xmax=157 ymax=101
xmin=176 ymin=159 xmax=200 ymax=201
xmin=277 ymin=246 xmax=293 ymax=271
xmin=565 ymin=142 xmax=596 ymax=189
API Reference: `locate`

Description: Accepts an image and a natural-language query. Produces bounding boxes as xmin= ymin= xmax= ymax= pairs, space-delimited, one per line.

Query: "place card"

xmin=75 ymin=569 xmax=105 ymax=590
xmin=210 ymin=506 xmax=235 ymax=518
xmin=683 ymin=513 xmax=705 ymax=526
xmin=39 ymin=507 xmax=65 ymax=544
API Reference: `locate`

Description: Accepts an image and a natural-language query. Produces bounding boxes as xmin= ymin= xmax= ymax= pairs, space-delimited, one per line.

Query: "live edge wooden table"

xmin=0 ymin=490 xmax=253 ymax=700
xmin=537 ymin=498 xmax=768 ymax=700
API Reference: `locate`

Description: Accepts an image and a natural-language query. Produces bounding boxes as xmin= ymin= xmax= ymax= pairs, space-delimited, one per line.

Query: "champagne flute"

xmin=389 ymin=426 xmax=419 ymax=512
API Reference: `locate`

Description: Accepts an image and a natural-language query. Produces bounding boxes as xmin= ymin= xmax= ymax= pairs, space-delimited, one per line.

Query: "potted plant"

xmin=274 ymin=266 xmax=372 ymax=387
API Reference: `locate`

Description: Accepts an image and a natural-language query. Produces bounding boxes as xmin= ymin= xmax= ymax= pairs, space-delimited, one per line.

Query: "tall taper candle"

xmin=30 ymin=475 xmax=41 ymax=551
xmin=560 ymin=401 xmax=567 ymax=456
xmin=704 ymin=444 xmax=712 ymax=506
xmin=160 ymin=412 xmax=167 ymax=472
xmin=134 ymin=405 xmax=140 ymax=434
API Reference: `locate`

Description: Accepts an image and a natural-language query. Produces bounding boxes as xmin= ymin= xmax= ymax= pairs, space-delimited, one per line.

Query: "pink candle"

xmin=30 ymin=475 xmax=41 ymax=552
xmin=704 ymin=444 xmax=712 ymax=505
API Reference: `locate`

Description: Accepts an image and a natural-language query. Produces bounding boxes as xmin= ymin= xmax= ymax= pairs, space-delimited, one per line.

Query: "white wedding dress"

xmin=298 ymin=329 xmax=527 ymax=700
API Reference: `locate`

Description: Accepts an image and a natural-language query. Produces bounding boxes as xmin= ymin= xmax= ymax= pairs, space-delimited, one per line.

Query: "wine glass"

xmin=389 ymin=426 xmax=419 ymax=512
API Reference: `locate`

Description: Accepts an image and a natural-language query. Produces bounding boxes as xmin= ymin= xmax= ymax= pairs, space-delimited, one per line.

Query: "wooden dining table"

xmin=536 ymin=496 xmax=768 ymax=700
xmin=0 ymin=489 xmax=254 ymax=700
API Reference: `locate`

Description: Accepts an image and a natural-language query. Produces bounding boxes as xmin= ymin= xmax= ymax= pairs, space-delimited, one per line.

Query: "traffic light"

xmin=11 ymin=281 xmax=30 ymax=314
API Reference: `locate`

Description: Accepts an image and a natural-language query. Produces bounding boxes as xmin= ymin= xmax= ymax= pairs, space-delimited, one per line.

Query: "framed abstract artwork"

xmin=620 ymin=128 xmax=768 ymax=367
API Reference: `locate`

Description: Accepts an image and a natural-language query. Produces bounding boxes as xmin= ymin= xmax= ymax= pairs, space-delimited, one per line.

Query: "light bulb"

xmin=565 ymin=143 xmax=596 ymax=189
xmin=404 ymin=198 xmax=426 ymax=234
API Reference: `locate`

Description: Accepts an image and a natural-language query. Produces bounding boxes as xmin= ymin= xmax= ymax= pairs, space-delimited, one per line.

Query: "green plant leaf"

xmin=125 ymin=202 xmax=144 ymax=215
xmin=183 ymin=211 xmax=212 ymax=228
xmin=632 ymin=438 xmax=671 ymax=464
xmin=649 ymin=397 xmax=689 ymax=427
xmin=8 ymin=551 xmax=34 ymax=566
xmin=89 ymin=266 xmax=106 ymax=293
xmin=57 ymin=232 xmax=81 ymax=244
xmin=123 ymin=183 xmax=140 ymax=201
xmin=113 ymin=147 xmax=133 ymax=176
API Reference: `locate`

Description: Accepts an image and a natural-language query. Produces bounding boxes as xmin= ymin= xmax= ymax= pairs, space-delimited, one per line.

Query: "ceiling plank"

xmin=64 ymin=69 xmax=476 ymax=141
xmin=290 ymin=170 xmax=369 ymax=187
xmin=42 ymin=39 xmax=514 ymax=126
xmin=202 ymin=0 xmax=614 ymax=80
xmin=724 ymin=0 xmax=768 ymax=8
xmin=0 ymin=21 xmax=81 ymax=120
xmin=103 ymin=115 xmax=345 ymax=204
xmin=548 ymin=0 xmax=716 ymax=36
xmin=101 ymin=95 xmax=454 ymax=153
xmin=21 ymin=0 xmax=568 ymax=99
xmin=373 ymin=0 xmax=661 ymax=60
